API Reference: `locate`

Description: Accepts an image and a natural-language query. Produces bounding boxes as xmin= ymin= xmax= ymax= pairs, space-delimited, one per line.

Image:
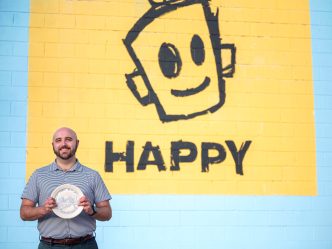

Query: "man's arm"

xmin=80 ymin=197 xmax=112 ymax=221
xmin=94 ymin=200 xmax=112 ymax=221
xmin=20 ymin=198 xmax=56 ymax=221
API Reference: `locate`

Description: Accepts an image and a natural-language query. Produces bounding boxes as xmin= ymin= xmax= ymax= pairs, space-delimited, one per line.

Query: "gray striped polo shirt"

xmin=21 ymin=160 xmax=112 ymax=238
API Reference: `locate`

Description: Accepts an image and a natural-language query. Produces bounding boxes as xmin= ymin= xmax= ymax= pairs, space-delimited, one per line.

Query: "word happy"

xmin=105 ymin=140 xmax=252 ymax=175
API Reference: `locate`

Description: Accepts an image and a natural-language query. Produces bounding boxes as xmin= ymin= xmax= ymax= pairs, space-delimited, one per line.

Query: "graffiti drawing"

xmin=123 ymin=0 xmax=236 ymax=122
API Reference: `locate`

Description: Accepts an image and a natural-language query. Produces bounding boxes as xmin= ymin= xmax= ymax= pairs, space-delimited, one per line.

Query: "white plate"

xmin=51 ymin=184 xmax=84 ymax=219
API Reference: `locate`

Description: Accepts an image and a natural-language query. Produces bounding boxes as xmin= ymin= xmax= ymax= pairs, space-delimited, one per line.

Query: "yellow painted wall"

xmin=27 ymin=0 xmax=316 ymax=195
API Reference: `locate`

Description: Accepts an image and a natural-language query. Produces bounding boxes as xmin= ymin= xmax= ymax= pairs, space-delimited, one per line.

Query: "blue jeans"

xmin=38 ymin=237 xmax=98 ymax=249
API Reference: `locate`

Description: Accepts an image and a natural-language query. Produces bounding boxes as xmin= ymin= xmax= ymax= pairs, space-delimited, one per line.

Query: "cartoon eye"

xmin=191 ymin=34 xmax=205 ymax=65
xmin=158 ymin=42 xmax=182 ymax=78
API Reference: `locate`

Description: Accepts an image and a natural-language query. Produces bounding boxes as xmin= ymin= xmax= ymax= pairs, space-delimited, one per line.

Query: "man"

xmin=20 ymin=127 xmax=112 ymax=249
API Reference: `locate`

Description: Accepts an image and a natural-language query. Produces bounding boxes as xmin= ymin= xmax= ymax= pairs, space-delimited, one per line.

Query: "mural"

xmin=123 ymin=0 xmax=236 ymax=122
xmin=26 ymin=0 xmax=317 ymax=195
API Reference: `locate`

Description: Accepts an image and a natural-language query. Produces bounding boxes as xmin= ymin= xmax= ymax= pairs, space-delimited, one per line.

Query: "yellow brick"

xmin=279 ymin=80 xmax=313 ymax=94
xmin=250 ymin=23 xmax=279 ymax=37
xmin=43 ymin=72 xmax=75 ymax=87
xmin=221 ymin=21 xmax=251 ymax=36
xmin=286 ymin=51 xmax=312 ymax=66
xmin=293 ymin=123 xmax=315 ymax=138
xmin=283 ymin=166 xmax=317 ymax=181
xmin=45 ymin=43 xmax=75 ymax=57
xmin=280 ymin=108 xmax=314 ymax=122
xmin=30 ymin=27 xmax=59 ymax=42
xmin=27 ymin=117 xmax=63 ymax=132
xmin=277 ymin=23 xmax=311 ymax=38
xmin=75 ymin=73 xmax=105 ymax=88
xmin=233 ymin=108 xmax=282 ymax=122
xmin=29 ymin=13 xmax=45 ymax=27
xmin=29 ymin=42 xmax=44 ymax=57
xmin=45 ymin=14 xmax=75 ymax=28
xmin=28 ymin=86 xmax=58 ymax=102
xmin=221 ymin=7 xmax=260 ymax=23
xmin=30 ymin=0 xmax=59 ymax=13
xmin=58 ymin=58 xmax=89 ymax=73
xmin=58 ymin=0 xmax=75 ymax=14
xmin=104 ymin=103 xmax=135 ymax=119
xmin=26 ymin=147 xmax=53 ymax=164
xmin=280 ymin=136 xmax=316 ymax=152
xmin=62 ymin=0 xmax=117 ymax=16
xmin=77 ymin=133 xmax=106 ymax=149
xmin=276 ymin=0 xmax=310 ymax=11
xmin=24 ymin=132 xmax=43 ymax=147
xmin=27 ymin=102 xmax=43 ymax=117
xmin=278 ymin=9 xmax=310 ymax=24
xmin=59 ymin=29 xmax=89 ymax=43
xmin=222 ymin=0 xmax=276 ymax=9
xmin=266 ymin=151 xmax=296 ymax=166
xmin=257 ymin=123 xmax=295 ymax=138
xmin=283 ymin=181 xmax=317 ymax=196
xmin=41 ymin=133 xmax=54 ymax=146
xmin=279 ymin=94 xmax=314 ymax=109
xmin=295 ymin=151 xmax=316 ymax=166
xmin=263 ymin=181 xmax=289 ymax=195
xmin=29 ymin=57 xmax=59 ymax=72
xmin=88 ymin=59 xmax=115 ymax=74
xmin=42 ymin=102 xmax=75 ymax=118
xmin=108 ymin=2 xmax=148 ymax=18
xmin=290 ymin=38 xmax=312 ymax=51
xmin=57 ymin=87 xmax=88 ymax=103
xmin=55 ymin=119 xmax=90 ymax=133
xmin=105 ymin=44 xmax=128 ymax=60
xmin=292 ymin=66 xmax=313 ymax=80
xmin=75 ymin=44 xmax=105 ymax=59
xmin=245 ymin=166 xmax=283 ymax=181
xmin=237 ymin=36 xmax=290 ymax=52
xmin=74 ymin=103 xmax=105 ymax=118
xmin=28 ymin=72 xmax=43 ymax=86
xmin=76 ymin=15 xmax=106 ymax=30
xmin=237 ymin=181 xmax=267 ymax=195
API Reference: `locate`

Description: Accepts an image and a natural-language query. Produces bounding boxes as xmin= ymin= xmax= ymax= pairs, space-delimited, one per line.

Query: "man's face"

xmin=52 ymin=128 xmax=79 ymax=160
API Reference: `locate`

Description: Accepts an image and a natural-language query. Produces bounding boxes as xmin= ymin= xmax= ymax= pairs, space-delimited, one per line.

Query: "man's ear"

xmin=76 ymin=140 xmax=80 ymax=148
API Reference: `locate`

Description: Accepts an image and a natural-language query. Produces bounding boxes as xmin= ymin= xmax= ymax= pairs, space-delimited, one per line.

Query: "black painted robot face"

xmin=123 ymin=0 xmax=236 ymax=122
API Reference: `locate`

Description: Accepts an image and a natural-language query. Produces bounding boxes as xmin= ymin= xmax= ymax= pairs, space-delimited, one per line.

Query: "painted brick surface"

xmin=26 ymin=0 xmax=317 ymax=196
xmin=0 ymin=1 xmax=29 ymax=249
xmin=0 ymin=1 xmax=332 ymax=249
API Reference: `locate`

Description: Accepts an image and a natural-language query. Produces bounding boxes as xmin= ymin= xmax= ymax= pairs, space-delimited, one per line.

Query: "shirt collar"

xmin=51 ymin=160 xmax=82 ymax=172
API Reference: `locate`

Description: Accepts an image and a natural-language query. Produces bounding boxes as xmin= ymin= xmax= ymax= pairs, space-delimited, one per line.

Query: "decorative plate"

xmin=51 ymin=184 xmax=84 ymax=219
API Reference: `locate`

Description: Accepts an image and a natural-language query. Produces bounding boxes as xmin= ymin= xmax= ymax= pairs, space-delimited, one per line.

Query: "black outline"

xmin=123 ymin=0 xmax=236 ymax=122
xmin=171 ymin=76 xmax=210 ymax=97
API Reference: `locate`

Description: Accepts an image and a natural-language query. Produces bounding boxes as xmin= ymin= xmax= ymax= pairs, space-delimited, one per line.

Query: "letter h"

xmin=105 ymin=141 xmax=135 ymax=172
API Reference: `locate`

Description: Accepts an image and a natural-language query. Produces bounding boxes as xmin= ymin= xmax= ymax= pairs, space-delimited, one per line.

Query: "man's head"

xmin=52 ymin=127 xmax=79 ymax=160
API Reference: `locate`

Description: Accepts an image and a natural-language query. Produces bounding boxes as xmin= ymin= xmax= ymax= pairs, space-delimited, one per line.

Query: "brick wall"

xmin=1 ymin=0 xmax=332 ymax=249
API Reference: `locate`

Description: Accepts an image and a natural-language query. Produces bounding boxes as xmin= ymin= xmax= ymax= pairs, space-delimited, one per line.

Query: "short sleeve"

xmin=21 ymin=171 xmax=39 ymax=204
xmin=93 ymin=172 xmax=112 ymax=203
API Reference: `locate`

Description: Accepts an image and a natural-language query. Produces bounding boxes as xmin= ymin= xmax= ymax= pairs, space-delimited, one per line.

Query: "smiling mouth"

xmin=171 ymin=77 xmax=210 ymax=97
xmin=60 ymin=148 xmax=70 ymax=153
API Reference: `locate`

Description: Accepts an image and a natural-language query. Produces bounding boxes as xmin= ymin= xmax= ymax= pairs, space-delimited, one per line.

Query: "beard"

xmin=53 ymin=142 xmax=78 ymax=160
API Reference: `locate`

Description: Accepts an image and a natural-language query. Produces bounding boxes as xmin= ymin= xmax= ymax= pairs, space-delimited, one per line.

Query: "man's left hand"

xmin=79 ymin=196 xmax=94 ymax=215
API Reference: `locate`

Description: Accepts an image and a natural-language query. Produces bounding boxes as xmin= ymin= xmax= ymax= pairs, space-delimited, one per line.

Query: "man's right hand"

xmin=20 ymin=197 xmax=57 ymax=221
